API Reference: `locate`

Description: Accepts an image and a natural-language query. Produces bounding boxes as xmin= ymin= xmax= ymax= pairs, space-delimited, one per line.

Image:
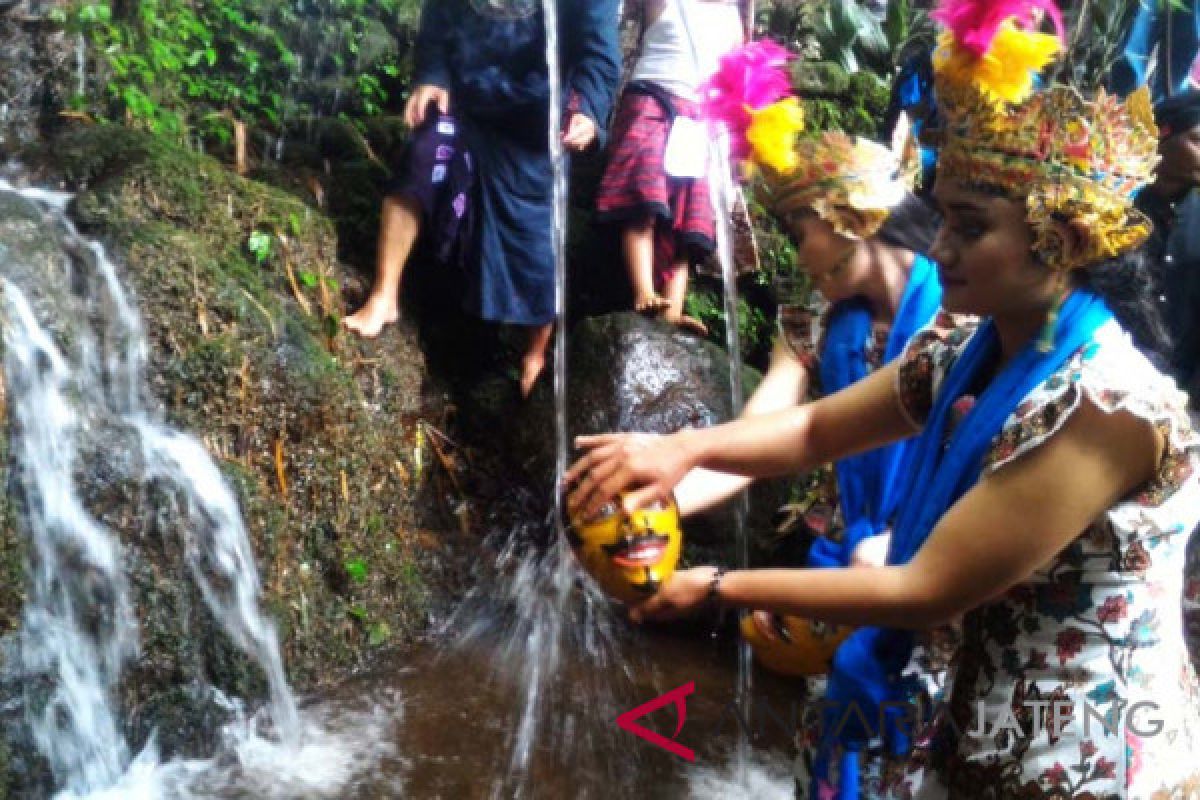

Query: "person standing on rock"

xmin=594 ymin=0 xmax=749 ymax=334
xmin=344 ymin=0 xmax=621 ymax=398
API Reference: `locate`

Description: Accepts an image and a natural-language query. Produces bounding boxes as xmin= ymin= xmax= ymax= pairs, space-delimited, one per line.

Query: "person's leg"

xmin=344 ymin=194 xmax=422 ymax=337
xmin=520 ymin=322 xmax=554 ymax=398
xmin=661 ymin=259 xmax=707 ymax=335
xmin=623 ymin=217 xmax=670 ymax=313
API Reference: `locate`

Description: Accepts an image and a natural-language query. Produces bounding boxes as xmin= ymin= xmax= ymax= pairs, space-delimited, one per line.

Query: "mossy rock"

xmin=3 ymin=124 xmax=455 ymax=772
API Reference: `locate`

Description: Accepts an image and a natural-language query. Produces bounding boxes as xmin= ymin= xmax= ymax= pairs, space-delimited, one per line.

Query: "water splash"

xmin=687 ymin=748 xmax=795 ymax=799
xmin=445 ymin=515 xmax=621 ymax=791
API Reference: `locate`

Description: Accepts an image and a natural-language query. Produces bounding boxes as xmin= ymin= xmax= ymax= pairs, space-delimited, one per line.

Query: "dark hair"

xmin=874 ymin=192 xmax=941 ymax=256
xmin=1076 ymin=246 xmax=1173 ymax=369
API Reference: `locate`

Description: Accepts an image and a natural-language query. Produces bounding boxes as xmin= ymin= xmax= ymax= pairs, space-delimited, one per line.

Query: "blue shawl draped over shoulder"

xmin=813 ymin=290 xmax=1115 ymax=799
xmin=412 ymin=0 xmax=621 ymax=325
xmin=807 ymin=253 xmax=942 ymax=569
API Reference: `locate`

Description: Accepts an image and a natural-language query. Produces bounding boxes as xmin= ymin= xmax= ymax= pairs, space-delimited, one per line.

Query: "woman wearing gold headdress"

xmin=566 ymin=1 xmax=1200 ymax=796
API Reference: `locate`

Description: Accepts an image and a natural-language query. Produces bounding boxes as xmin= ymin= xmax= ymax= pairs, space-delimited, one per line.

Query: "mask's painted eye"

xmin=586 ymin=502 xmax=618 ymax=523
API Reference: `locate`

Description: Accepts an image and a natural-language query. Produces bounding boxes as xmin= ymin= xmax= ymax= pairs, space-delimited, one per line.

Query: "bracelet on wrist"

xmin=707 ymin=567 xmax=728 ymax=606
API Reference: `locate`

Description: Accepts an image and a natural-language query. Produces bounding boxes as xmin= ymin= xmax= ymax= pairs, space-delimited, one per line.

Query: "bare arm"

xmin=632 ymin=399 xmax=1162 ymax=627
xmin=567 ymin=361 xmax=913 ymax=517
xmin=675 ymin=339 xmax=811 ymax=516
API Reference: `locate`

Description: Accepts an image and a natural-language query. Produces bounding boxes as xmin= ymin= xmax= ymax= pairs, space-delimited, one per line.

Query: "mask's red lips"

xmin=604 ymin=533 xmax=669 ymax=568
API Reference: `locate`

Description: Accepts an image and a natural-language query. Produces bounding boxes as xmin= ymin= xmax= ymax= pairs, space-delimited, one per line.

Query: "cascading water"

xmin=0 ymin=181 xmax=391 ymax=797
xmin=4 ymin=279 xmax=138 ymax=796
xmin=674 ymin=0 xmax=754 ymax=784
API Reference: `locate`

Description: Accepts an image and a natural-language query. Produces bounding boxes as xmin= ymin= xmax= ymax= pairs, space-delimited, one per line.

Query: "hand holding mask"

xmin=739 ymin=612 xmax=853 ymax=677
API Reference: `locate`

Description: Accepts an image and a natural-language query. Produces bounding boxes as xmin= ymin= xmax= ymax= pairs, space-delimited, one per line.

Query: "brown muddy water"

xmin=304 ymin=630 xmax=801 ymax=799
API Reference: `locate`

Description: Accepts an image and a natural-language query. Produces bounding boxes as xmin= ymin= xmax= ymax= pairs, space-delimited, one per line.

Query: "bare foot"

xmin=634 ymin=294 xmax=671 ymax=314
xmin=343 ymin=296 xmax=399 ymax=338
xmin=519 ymin=352 xmax=546 ymax=399
xmin=665 ymin=313 xmax=708 ymax=336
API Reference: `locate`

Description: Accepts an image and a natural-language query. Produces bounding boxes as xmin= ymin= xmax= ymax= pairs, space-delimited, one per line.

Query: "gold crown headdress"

xmin=931 ymin=0 xmax=1159 ymax=270
xmin=762 ymin=120 xmax=921 ymax=240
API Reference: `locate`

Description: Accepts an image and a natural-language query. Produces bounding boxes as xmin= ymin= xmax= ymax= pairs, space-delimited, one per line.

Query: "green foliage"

xmin=799 ymin=68 xmax=892 ymax=136
xmin=685 ymin=281 xmax=773 ymax=367
xmin=247 ymin=229 xmax=272 ymax=264
xmin=64 ymin=0 xmax=421 ymax=139
xmin=344 ymin=556 xmax=369 ymax=585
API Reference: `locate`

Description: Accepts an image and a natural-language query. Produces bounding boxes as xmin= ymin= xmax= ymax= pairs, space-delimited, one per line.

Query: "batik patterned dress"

xmin=776 ymin=300 xmax=891 ymax=538
xmin=862 ymin=314 xmax=1200 ymax=800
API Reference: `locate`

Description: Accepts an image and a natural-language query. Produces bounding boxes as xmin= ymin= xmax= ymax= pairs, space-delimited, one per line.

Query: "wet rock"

xmin=0 ymin=0 xmax=74 ymax=156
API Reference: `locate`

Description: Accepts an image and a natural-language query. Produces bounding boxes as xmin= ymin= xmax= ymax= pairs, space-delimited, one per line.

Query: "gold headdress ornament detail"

xmin=761 ymin=118 xmax=922 ymax=241
xmin=702 ymin=41 xmax=920 ymax=240
xmin=931 ymin=0 xmax=1160 ymax=271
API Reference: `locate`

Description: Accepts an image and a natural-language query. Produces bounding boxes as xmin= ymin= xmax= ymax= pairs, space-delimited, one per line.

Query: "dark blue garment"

xmin=412 ymin=0 xmax=621 ymax=324
xmin=1111 ymin=0 xmax=1200 ymax=100
xmin=812 ymin=291 xmax=1116 ymax=800
xmin=807 ymin=254 xmax=942 ymax=570
xmin=1137 ymin=188 xmax=1200 ymax=399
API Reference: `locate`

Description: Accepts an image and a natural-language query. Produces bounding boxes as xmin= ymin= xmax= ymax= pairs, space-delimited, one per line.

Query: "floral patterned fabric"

xmin=778 ymin=302 xmax=892 ymax=383
xmin=871 ymin=316 xmax=1200 ymax=799
xmin=776 ymin=303 xmax=892 ymax=540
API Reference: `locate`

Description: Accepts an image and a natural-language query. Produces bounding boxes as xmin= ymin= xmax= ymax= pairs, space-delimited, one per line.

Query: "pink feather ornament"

xmin=931 ymin=0 xmax=1064 ymax=59
xmin=699 ymin=40 xmax=793 ymax=159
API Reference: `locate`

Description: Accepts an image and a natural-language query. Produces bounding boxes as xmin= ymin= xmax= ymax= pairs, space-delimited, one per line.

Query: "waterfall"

xmin=0 ymin=182 xmax=301 ymax=794
xmin=4 ymin=282 xmax=138 ymax=795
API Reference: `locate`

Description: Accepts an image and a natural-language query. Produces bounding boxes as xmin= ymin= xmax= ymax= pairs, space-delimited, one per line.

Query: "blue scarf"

xmin=809 ymin=253 xmax=942 ymax=569
xmin=813 ymin=290 xmax=1114 ymax=799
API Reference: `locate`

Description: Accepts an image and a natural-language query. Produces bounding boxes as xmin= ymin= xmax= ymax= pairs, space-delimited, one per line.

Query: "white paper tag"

xmin=663 ymin=116 xmax=710 ymax=179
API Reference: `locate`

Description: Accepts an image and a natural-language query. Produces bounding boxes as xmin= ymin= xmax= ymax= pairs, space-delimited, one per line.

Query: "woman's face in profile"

xmin=929 ymin=178 xmax=1057 ymax=319
xmin=785 ymin=211 xmax=863 ymax=304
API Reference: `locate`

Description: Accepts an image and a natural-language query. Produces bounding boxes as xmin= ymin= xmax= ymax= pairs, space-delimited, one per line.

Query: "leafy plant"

xmin=64 ymin=0 xmax=421 ymax=141
xmin=247 ymin=230 xmax=273 ymax=264
xmin=344 ymin=556 xmax=369 ymax=585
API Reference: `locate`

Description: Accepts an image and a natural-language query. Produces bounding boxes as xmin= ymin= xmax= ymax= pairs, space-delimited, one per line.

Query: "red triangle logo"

xmin=615 ymin=681 xmax=696 ymax=762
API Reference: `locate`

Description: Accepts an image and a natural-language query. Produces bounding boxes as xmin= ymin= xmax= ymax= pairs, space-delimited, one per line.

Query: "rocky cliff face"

xmin=0 ymin=124 xmax=464 ymax=790
xmin=0 ymin=0 xmax=74 ymax=156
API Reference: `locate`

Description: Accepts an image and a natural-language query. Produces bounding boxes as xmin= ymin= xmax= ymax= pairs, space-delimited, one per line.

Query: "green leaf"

xmin=367 ymin=622 xmax=391 ymax=647
xmin=344 ymin=556 xmax=369 ymax=585
xmin=247 ymin=230 xmax=272 ymax=264
xmin=298 ymin=271 xmax=319 ymax=288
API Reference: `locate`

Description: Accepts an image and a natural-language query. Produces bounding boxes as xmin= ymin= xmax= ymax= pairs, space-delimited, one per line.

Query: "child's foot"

xmin=344 ymin=296 xmax=399 ymax=338
xmin=634 ymin=294 xmax=671 ymax=315
xmin=519 ymin=352 xmax=546 ymax=399
xmin=665 ymin=313 xmax=708 ymax=336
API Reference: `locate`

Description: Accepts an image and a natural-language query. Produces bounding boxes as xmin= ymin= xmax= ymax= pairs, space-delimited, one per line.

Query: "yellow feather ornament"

xmin=746 ymin=97 xmax=806 ymax=175
xmin=933 ymin=20 xmax=1060 ymax=104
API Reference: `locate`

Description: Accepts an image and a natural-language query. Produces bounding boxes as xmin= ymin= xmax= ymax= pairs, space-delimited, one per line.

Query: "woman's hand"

xmin=628 ymin=567 xmax=718 ymax=623
xmin=750 ymin=609 xmax=782 ymax=642
xmin=405 ymin=85 xmax=451 ymax=128
xmin=565 ymin=431 xmax=695 ymax=519
xmin=562 ymin=112 xmax=598 ymax=152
